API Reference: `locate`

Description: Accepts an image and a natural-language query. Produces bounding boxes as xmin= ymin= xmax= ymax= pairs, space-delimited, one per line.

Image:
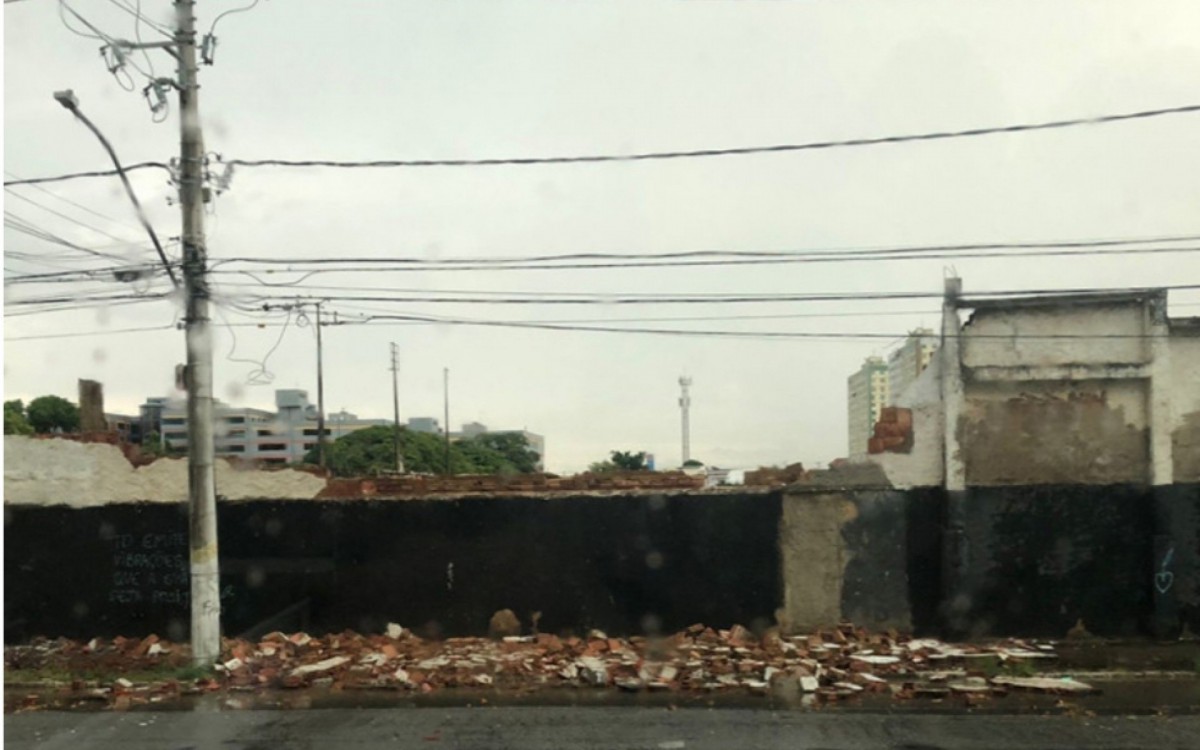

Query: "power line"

xmin=2 ymin=162 xmax=172 ymax=187
xmin=4 ymin=170 xmax=146 ymax=232
xmin=328 ymin=311 xmax=1188 ymax=341
xmin=209 ymin=245 xmax=1200 ymax=279
xmin=218 ymin=103 xmax=1200 ymax=171
xmin=4 ymin=324 xmax=176 ymax=341
xmin=4 ymin=212 xmax=137 ymax=261
xmin=11 ymin=103 xmax=1200 ymax=189
xmin=204 ymin=233 xmax=1200 ymax=273
xmin=226 ymin=283 xmax=1200 ymax=307
xmin=4 ymin=188 xmax=145 ymax=246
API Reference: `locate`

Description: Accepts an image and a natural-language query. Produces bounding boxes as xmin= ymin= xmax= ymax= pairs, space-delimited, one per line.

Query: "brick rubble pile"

xmin=5 ymin=622 xmax=1097 ymax=711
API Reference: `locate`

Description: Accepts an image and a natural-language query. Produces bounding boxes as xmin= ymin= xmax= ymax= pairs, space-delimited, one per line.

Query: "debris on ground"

xmin=4 ymin=622 xmax=1080 ymax=712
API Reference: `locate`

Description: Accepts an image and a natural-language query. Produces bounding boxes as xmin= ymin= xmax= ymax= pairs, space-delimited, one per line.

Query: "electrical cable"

xmin=214 ymin=302 xmax=290 ymax=385
xmin=207 ymin=0 xmax=260 ymax=35
xmin=208 ymin=244 xmax=1200 ymax=279
xmin=4 ymin=170 xmax=146 ymax=232
xmin=219 ymin=103 xmax=1200 ymax=171
xmin=204 ymin=233 xmax=1200 ymax=270
xmin=220 ymin=283 xmax=1200 ymax=307
xmin=330 ymin=311 xmax=1188 ymax=341
xmin=4 ymin=188 xmax=146 ymax=246
xmin=13 ymin=104 xmax=1200 ymax=188
xmin=2 ymin=162 xmax=172 ymax=187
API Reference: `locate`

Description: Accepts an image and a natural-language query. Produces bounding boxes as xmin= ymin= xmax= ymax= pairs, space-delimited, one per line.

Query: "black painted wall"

xmin=4 ymin=493 xmax=783 ymax=643
xmin=954 ymin=485 xmax=1158 ymax=638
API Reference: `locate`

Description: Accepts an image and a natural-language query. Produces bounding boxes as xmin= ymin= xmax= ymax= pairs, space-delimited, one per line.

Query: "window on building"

xmin=225 ymin=445 xmax=246 ymax=453
xmin=227 ymin=416 xmax=246 ymax=424
xmin=259 ymin=443 xmax=288 ymax=452
xmin=257 ymin=429 xmax=275 ymax=437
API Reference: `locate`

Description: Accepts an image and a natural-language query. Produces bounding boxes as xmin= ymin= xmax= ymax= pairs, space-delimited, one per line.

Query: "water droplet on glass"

xmin=246 ymin=565 xmax=266 ymax=588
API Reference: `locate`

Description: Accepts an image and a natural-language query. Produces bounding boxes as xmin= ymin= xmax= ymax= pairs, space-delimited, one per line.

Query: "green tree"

xmin=26 ymin=395 xmax=80 ymax=434
xmin=4 ymin=400 xmax=33 ymax=435
xmin=587 ymin=459 xmax=617 ymax=473
xmin=306 ymin=427 xmax=543 ymax=477
xmin=141 ymin=431 xmax=167 ymax=457
xmin=459 ymin=432 xmax=540 ymax=474
xmin=610 ymin=450 xmax=648 ymax=471
xmin=683 ymin=459 xmax=704 ymax=468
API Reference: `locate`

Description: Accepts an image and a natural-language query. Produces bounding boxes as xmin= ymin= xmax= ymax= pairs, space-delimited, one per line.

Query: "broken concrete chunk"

xmin=799 ymin=675 xmax=820 ymax=692
xmin=385 ymin=623 xmax=406 ymax=640
xmin=949 ymin=677 xmax=991 ymax=693
xmin=851 ymin=655 xmax=900 ymax=665
xmin=288 ymin=633 xmax=312 ymax=647
xmin=615 ymin=678 xmax=645 ymax=692
xmin=289 ymin=656 xmax=350 ymax=678
xmin=991 ymin=676 xmax=1095 ymax=694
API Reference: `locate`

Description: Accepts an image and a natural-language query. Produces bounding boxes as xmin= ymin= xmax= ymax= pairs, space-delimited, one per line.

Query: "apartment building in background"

xmin=847 ymin=356 xmax=890 ymax=461
xmin=887 ymin=328 xmax=938 ymax=404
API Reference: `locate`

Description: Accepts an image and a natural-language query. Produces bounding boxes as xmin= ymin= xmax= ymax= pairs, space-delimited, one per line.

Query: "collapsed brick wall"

xmin=319 ymin=471 xmax=705 ymax=499
xmin=868 ymin=407 xmax=913 ymax=455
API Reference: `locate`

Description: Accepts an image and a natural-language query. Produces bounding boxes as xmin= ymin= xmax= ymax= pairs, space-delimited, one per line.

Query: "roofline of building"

xmin=957 ymin=288 xmax=1167 ymax=312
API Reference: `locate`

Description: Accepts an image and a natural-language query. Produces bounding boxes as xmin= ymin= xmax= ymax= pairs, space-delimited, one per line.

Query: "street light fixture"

xmin=51 ymin=89 xmax=179 ymax=288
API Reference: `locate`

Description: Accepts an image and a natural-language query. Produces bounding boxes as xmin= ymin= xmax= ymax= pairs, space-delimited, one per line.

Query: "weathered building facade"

xmin=872 ymin=280 xmax=1198 ymax=489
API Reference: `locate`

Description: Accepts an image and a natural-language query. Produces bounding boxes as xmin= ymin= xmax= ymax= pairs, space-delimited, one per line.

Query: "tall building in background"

xmin=887 ymin=328 xmax=938 ymax=404
xmin=847 ymin=356 xmax=889 ymax=461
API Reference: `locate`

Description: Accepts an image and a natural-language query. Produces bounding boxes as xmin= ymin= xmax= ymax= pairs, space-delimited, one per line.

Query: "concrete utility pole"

xmin=315 ymin=301 xmax=326 ymax=469
xmin=390 ymin=343 xmax=404 ymax=473
xmin=678 ymin=376 xmax=693 ymax=466
xmin=176 ymin=0 xmax=221 ymax=668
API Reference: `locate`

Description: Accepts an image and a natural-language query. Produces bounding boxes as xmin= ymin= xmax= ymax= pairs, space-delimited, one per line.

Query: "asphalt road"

xmin=6 ymin=708 xmax=1200 ymax=750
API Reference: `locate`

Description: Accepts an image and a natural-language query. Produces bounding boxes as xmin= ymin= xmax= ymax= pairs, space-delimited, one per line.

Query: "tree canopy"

xmin=306 ymin=426 xmax=541 ymax=477
xmin=25 ymin=395 xmax=80 ymax=434
xmin=589 ymin=450 xmax=649 ymax=473
xmin=4 ymin=400 xmax=33 ymax=435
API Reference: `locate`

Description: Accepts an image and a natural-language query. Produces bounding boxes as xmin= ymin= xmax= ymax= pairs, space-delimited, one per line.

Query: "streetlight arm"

xmin=54 ymin=89 xmax=180 ymax=288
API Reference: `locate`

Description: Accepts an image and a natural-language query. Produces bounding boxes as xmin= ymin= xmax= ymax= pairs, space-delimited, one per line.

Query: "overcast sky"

xmin=4 ymin=1 xmax=1200 ymax=473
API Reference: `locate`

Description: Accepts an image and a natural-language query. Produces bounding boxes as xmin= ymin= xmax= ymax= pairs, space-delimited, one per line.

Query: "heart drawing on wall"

xmin=1155 ymin=570 xmax=1174 ymax=594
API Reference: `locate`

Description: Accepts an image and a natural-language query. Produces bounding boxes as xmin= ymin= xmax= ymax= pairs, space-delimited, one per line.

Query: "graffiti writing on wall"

xmin=1155 ymin=547 xmax=1175 ymax=595
xmin=108 ymin=533 xmax=232 ymax=605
